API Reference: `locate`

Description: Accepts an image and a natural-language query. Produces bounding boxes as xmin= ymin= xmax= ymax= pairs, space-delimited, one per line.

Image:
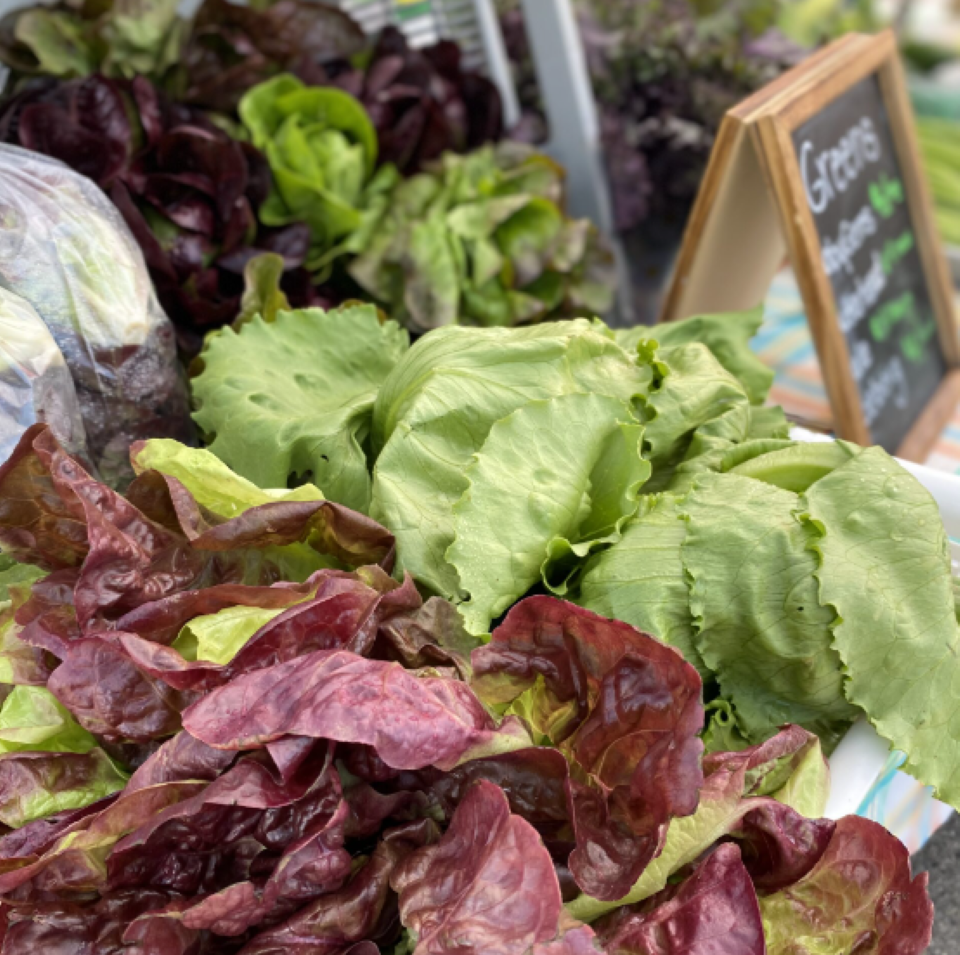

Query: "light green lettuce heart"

xmin=802 ymin=446 xmax=960 ymax=809
xmin=641 ymin=342 xmax=753 ymax=491
xmin=448 ymin=392 xmax=648 ymax=634
xmin=370 ymin=321 xmax=652 ymax=599
xmin=681 ymin=472 xmax=858 ymax=742
xmin=617 ymin=307 xmax=773 ymax=405
xmin=577 ymin=494 xmax=707 ymax=679
xmin=191 ymin=304 xmax=408 ymax=512
xmin=0 ymin=686 xmax=98 ymax=754
xmin=172 ymin=604 xmax=287 ymax=665
xmin=132 ymin=440 xmax=326 ymax=519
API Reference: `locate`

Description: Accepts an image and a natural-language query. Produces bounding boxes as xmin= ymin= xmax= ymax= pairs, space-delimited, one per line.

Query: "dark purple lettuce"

xmin=759 ymin=816 xmax=934 ymax=955
xmin=331 ymin=26 xmax=503 ymax=175
xmin=392 ymin=780 xmax=597 ymax=955
xmin=176 ymin=0 xmax=366 ymax=114
xmin=241 ymin=818 xmax=440 ymax=955
xmin=0 ymin=75 xmax=322 ymax=351
xmin=472 ymin=597 xmax=704 ymax=900
xmin=182 ymin=648 xmax=527 ymax=771
xmin=116 ymin=572 xmax=421 ymax=694
xmin=597 ymin=843 xmax=765 ymax=955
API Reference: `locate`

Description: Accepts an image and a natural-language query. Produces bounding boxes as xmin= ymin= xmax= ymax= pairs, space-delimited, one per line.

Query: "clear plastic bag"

xmin=0 ymin=287 xmax=90 ymax=467
xmin=0 ymin=144 xmax=193 ymax=485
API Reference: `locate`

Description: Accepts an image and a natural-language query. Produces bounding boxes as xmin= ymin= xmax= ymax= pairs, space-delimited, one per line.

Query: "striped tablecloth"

xmin=757 ymin=270 xmax=958 ymax=852
xmin=757 ymin=271 xmax=960 ymax=475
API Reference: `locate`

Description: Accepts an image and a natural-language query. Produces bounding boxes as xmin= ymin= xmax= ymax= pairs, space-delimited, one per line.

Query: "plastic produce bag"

xmin=0 ymin=144 xmax=193 ymax=485
xmin=0 ymin=287 xmax=89 ymax=466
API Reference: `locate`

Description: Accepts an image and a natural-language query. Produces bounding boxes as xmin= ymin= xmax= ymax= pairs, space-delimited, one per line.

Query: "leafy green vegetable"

xmin=191 ymin=304 xmax=408 ymax=512
xmin=619 ymin=308 xmax=773 ymax=404
xmin=172 ymin=604 xmax=287 ymax=664
xmin=0 ymin=0 xmax=183 ymax=83
xmin=0 ymin=555 xmax=45 ymax=603
xmin=0 ymin=748 xmax=129 ymax=828
xmin=239 ymin=73 xmax=377 ymax=269
xmin=578 ymin=494 xmax=706 ymax=678
xmin=448 ymin=393 xmax=647 ymax=634
xmin=0 ymin=686 xmax=98 ymax=754
xmin=235 ymin=252 xmax=292 ymax=329
xmin=728 ymin=441 xmax=858 ymax=493
xmin=802 ymin=447 xmax=960 ymax=808
xmin=132 ymin=439 xmax=326 ymax=519
xmin=641 ymin=343 xmax=753 ymax=489
xmin=349 ymin=144 xmax=616 ymax=331
xmin=682 ymin=472 xmax=858 ymax=742
xmin=370 ymin=320 xmax=653 ymax=599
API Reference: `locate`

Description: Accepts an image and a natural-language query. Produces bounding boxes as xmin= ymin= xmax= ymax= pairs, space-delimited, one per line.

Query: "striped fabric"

xmin=757 ymin=269 xmax=959 ymax=851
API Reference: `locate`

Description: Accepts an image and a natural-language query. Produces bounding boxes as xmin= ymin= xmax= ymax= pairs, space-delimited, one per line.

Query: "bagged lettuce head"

xmin=0 ymin=287 xmax=89 ymax=466
xmin=0 ymin=145 xmax=192 ymax=485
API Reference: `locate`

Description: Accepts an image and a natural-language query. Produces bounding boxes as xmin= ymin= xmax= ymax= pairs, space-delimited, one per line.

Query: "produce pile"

xmin=0 ymin=0 xmax=612 ymax=351
xmin=0 ymin=414 xmax=936 ymax=953
xmin=191 ymin=300 xmax=960 ymax=806
xmin=499 ymin=0 xmax=804 ymax=234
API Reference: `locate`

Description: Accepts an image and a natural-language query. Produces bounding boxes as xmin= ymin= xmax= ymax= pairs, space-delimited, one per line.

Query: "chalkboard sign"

xmin=792 ymin=75 xmax=947 ymax=451
xmin=662 ymin=31 xmax=960 ymax=460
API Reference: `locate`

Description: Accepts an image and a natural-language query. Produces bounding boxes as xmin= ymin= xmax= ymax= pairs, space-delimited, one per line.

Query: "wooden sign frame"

xmin=661 ymin=31 xmax=960 ymax=460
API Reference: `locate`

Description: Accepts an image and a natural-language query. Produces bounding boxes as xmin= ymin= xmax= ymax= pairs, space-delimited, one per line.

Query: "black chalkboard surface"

xmin=792 ymin=75 xmax=948 ymax=452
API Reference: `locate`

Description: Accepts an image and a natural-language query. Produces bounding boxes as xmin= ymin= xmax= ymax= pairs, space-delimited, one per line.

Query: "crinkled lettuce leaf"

xmin=760 ymin=816 xmax=933 ymax=954
xmin=597 ymin=843 xmax=765 ymax=955
xmin=132 ymin=439 xmax=326 ymax=518
xmin=370 ymin=320 xmax=652 ymax=599
xmin=0 ymin=554 xmax=45 ymax=603
xmin=191 ymin=304 xmax=409 ymax=512
xmin=577 ymin=493 xmax=706 ymax=679
xmin=0 ymin=749 xmax=128 ymax=829
xmin=620 ymin=307 xmax=774 ymax=405
xmin=448 ymin=392 xmax=648 ymax=634
xmin=183 ymin=648 xmax=531 ymax=771
xmin=0 ymin=686 xmax=98 ymax=754
xmin=566 ymin=725 xmax=826 ymax=923
xmin=802 ymin=447 xmax=960 ymax=808
xmin=640 ymin=342 xmax=754 ymax=493
xmin=472 ymin=597 xmax=703 ymax=901
xmin=171 ymin=604 xmax=287 ymax=664
xmin=393 ymin=780 xmax=597 ymax=955
xmin=681 ymin=471 xmax=858 ymax=742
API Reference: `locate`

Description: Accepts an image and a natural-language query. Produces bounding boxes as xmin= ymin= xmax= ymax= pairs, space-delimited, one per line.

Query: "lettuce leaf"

xmin=760 ymin=816 xmax=933 ymax=954
xmin=802 ymin=446 xmax=960 ymax=808
xmin=641 ymin=342 xmax=754 ymax=492
xmin=192 ymin=304 xmax=408 ymax=511
xmin=393 ymin=780 xmax=596 ymax=955
xmin=448 ymin=393 xmax=648 ymax=634
xmin=681 ymin=471 xmax=858 ymax=742
xmin=566 ymin=725 xmax=826 ymax=923
xmin=370 ymin=320 xmax=652 ymax=599
xmin=183 ymin=648 xmax=530 ymax=771
xmin=472 ymin=597 xmax=703 ymax=901
xmin=0 ymin=686 xmax=98 ymax=754
xmin=0 ymin=748 xmax=128 ymax=829
xmin=131 ymin=439 xmax=326 ymax=518
xmin=597 ymin=843 xmax=765 ymax=955
xmin=577 ymin=493 xmax=706 ymax=679
xmin=635 ymin=307 xmax=774 ymax=405
xmin=171 ymin=603 xmax=287 ymax=664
